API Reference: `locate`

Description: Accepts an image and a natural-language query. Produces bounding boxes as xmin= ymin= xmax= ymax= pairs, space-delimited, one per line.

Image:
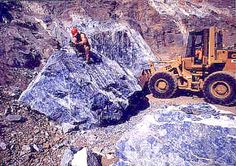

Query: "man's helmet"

xmin=71 ymin=27 xmax=78 ymax=36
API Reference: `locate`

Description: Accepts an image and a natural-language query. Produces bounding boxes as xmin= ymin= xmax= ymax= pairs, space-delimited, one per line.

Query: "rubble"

xmin=31 ymin=144 xmax=43 ymax=152
xmin=20 ymin=145 xmax=31 ymax=155
xmin=101 ymin=153 xmax=118 ymax=166
xmin=61 ymin=123 xmax=77 ymax=134
xmin=4 ymin=107 xmax=12 ymax=116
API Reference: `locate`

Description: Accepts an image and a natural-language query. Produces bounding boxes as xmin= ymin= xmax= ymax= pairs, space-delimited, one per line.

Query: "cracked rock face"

xmin=116 ymin=103 xmax=236 ymax=165
xmin=19 ymin=50 xmax=139 ymax=128
xmin=73 ymin=18 xmax=156 ymax=76
xmin=19 ymin=22 xmax=158 ymax=129
xmin=19 ymin=19 xmax=157 ymax=128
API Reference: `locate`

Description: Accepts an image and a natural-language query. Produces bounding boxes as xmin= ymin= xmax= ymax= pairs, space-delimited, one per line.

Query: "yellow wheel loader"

xmin=139 ymin=26 xmax=236 ymax=106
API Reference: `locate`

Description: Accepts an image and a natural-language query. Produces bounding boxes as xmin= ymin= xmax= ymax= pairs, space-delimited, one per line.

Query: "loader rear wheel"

xmin=203 ymin=71 xmax=236 ymax=106
xmin=148 ymin=72 xmax=177 ymax=98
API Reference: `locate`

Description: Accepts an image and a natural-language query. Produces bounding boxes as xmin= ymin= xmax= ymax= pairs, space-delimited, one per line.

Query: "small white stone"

xmin=61 ymin=123 xmax=76 ymax=133
xmin=0 ymin=142 xmax=7 ymax=150
xmin=71 ymin=148 xmax=88 ymax=166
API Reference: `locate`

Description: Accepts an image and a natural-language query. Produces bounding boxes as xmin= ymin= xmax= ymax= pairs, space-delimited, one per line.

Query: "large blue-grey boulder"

xmin=116 ymin=103 xmax=236 ymax=166
xmin=19 ymin=49 xmax=140 ymax=128
xmin=19 ymin=21 xmax=157 ymax=128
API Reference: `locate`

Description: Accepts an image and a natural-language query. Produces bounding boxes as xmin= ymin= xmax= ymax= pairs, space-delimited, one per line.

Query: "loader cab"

xmin=185 ymin=29 xmax=209 ymax=64
xmin=184 ymin=26 xmax=223 ymax=69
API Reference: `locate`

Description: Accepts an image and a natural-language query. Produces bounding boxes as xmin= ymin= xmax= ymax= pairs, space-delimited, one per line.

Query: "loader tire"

xmin=148 ymin=72 xmax=177 ymax=98
xmin=203 ymin=71 xmax=236 ymax=106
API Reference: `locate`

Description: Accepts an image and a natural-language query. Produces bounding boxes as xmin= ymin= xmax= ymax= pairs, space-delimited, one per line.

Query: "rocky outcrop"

xmin=19 ymin=49 xmax=140 ymax=128
xmin=19 ymin=15 xmax=157 ymax=128
xmin=116 ymin=103 xmax=236 ymax=165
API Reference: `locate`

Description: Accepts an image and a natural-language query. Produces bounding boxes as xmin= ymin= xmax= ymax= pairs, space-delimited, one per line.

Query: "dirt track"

xmin=147 ymin=94 xmax=236 ymax=114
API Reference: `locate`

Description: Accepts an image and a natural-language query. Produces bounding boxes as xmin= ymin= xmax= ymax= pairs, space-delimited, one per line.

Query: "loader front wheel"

xmin=148 ymin=72 xmax=177 ymax=98
xmin=203 ymin=71 xmax=236 ymax=106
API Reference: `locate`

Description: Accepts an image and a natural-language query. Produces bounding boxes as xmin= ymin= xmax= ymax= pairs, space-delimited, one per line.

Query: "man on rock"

xmin=70 ymin=27 xmax=91 ymax=63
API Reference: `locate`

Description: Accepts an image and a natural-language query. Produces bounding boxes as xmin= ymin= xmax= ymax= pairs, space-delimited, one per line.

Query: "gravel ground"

xmin=1 ymin=87 xmax=235 ymax=166
xmin=0 ymin=97 xmax=66 ymax=165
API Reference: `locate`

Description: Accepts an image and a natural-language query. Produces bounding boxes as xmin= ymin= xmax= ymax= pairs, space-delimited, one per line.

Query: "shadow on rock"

xmin=72 ymin=51 xmax=103 ymax=65
xmin=0 ymin=1 xmax=18 ymax=23
xmin=123 ymin=91 xmax=150 ymax=120
xmin=101 ymin=89 xmax=150 ymax=127
xmin=90 ymin=51 xmax=103 ymax=64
